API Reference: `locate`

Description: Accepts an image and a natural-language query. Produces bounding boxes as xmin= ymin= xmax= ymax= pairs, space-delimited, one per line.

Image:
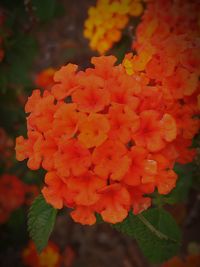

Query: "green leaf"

xmin=28 ymin=194 xmax=57 ymax=252
xmin=96 ymin=213 xmax=104 ymax=224
xmin=111 ymin=35 xmax=132 ymax=64
xmin=32 ymin=0 xmax=56 ymax=22
xmin=6 ymin=35 xmax=37 ymax=86
xmin=114 ymin=208 xmax=181 ymax=263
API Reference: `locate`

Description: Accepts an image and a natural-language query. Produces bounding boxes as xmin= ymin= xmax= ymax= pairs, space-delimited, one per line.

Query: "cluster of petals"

xmin=123 ymin=0 xmax=200 ymax=164
xmin=22 ymin=241 xmax=61 ymax=267
xmin=35 ymin=68 xmax=56 ymax=90
xmin=16 ymin=55 xmax=181 ymax=225
xmin=84 ymin=0 xmax=143 ymax=54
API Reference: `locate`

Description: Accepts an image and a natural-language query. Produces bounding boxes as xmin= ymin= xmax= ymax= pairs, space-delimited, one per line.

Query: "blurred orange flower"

xmin=35 ymin=68 xmax=56 ymax=90
xmin=0 ymin=174 xmax=26 ymax=223
xmin=162 ymin=253 xmax=200 ymax=267
xmin=22 ymin=241 xmax=61 ymax=267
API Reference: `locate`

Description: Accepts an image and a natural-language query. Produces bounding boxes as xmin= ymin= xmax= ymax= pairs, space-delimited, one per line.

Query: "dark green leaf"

xmin=28 ymin=194 xmax=57 ymax=252
xmin=7 ymin=208 xmax=27 ymax=243
xmin=32 ymin=0 xmax=56 ymax=22
xmin=96 ymin=213 xmax=104 ymax=224
xmin=114 ymin=208 xmax=181 ymax=263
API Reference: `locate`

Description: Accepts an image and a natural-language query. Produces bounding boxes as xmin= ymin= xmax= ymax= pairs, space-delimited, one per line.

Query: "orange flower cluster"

xmin=0 ymin=173 xmax=39 ymax=223
xmin=0 ymin=174 xmax=26 ymax=223
xmin=22 ymin=241 xmax=61 ymax=267
xmin=84 ymin=0 xmax=143 ymax=54
xmin=16 ymin=55 xmax=183 ymax=225
xmin=123 ymin=0 xmax=200 ymax=164
xmin=162 ymin=253 xmax=200 ymax=267
xmin=35 ymin=68 xmax=56 ymax=90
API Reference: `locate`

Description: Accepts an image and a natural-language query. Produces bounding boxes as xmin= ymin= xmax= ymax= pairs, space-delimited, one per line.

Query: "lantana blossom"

xmin=15 ymin=54 xmax=190 ymax=225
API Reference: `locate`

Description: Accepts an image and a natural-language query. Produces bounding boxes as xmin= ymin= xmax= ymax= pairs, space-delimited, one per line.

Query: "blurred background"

xmin=0 ymin=0 xmax=200 ymax=266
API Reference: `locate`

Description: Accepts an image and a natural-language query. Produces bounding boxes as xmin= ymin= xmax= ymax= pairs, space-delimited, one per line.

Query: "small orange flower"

xmin=42 ymin=172 xmax=75 ymax=209
xmin=15 ymin=131 xmax=43 ymax=170
xmin=72 ymin=85 xmax=110 ymax=113
xmin=71 ymin=205 xmax=96 ymax=225
xmin=108 ymin=104 xmax=139 ymax=144
xmin=67 ymin=171 xmax=106 ymax=206
xmin=52 ymin=103 xmax=81 ymax=138
xmin=25 ymin=89 xmax=42 ymax=113
xmin=92 ymin=140 xmax=131 ymax=181
xmin=163 ymin=67 xmax=198 ymax=99
xmin=133 ymin=110 xmax=177 ymax=152
xmin=123 ymin=146 xmax=157 ymax=186
xmin=97 ymin=184 xmax=130 ymax=223
xmin=35 ymin=68 xmax=56 ymax=90
xmin=152 ymin=154 xmax=178 ymax=195
xmin=128 ymin=186 xmax=152 ymax=215
xmin=55 ymin=139 xmax=91 ymax=177
xmin=108 ymin=77 xmax=140 ymax=109
xmin=51 ymin=64 xmax=78 ymax=100
xmin=78 ymin=113 xmax=110 ymax=148
xmin=91 ymin=55 xmax=117 ymax=78
xmin=146 ymin=54 xmax=176 ymax=81
xmin=41 ymin=131 xmax=57 ymax=171
xmin=26 ymin=90 xmax=57 ymax=133
xmin=168 ymin=103 xmax=199 ymax=140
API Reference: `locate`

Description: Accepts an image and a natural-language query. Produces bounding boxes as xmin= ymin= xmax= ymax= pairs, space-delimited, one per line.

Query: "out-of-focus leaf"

xmin=7 ymin=207 xmax=28 ymax=243
xmin=32 ymin=0 xmax=56 ymax=22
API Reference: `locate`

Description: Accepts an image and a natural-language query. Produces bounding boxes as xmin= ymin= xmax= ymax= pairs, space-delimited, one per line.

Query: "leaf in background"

xmin=111 ymin=35 xmax=132 ymax=64
xmin=28 ymin=194 xmax=57 ymax=253
xmin=0 ymin=207 xmax=28 ymax=251
xmin=0 ymin=67 xmax=8 ymax=93
xmin=7 ymin=207 xmax=28 ymax=242
xmin=114 ymin=208 xmax=181 ymax=263
xmin=32 ymin=0 xmax=56 ymax=22
xmin=6 ymin=35 xmax=37 ymax=86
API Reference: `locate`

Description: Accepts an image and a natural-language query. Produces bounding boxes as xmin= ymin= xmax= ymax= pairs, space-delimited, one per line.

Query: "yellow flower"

xmin=84 ymin=0 xmax=144 ymax=54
